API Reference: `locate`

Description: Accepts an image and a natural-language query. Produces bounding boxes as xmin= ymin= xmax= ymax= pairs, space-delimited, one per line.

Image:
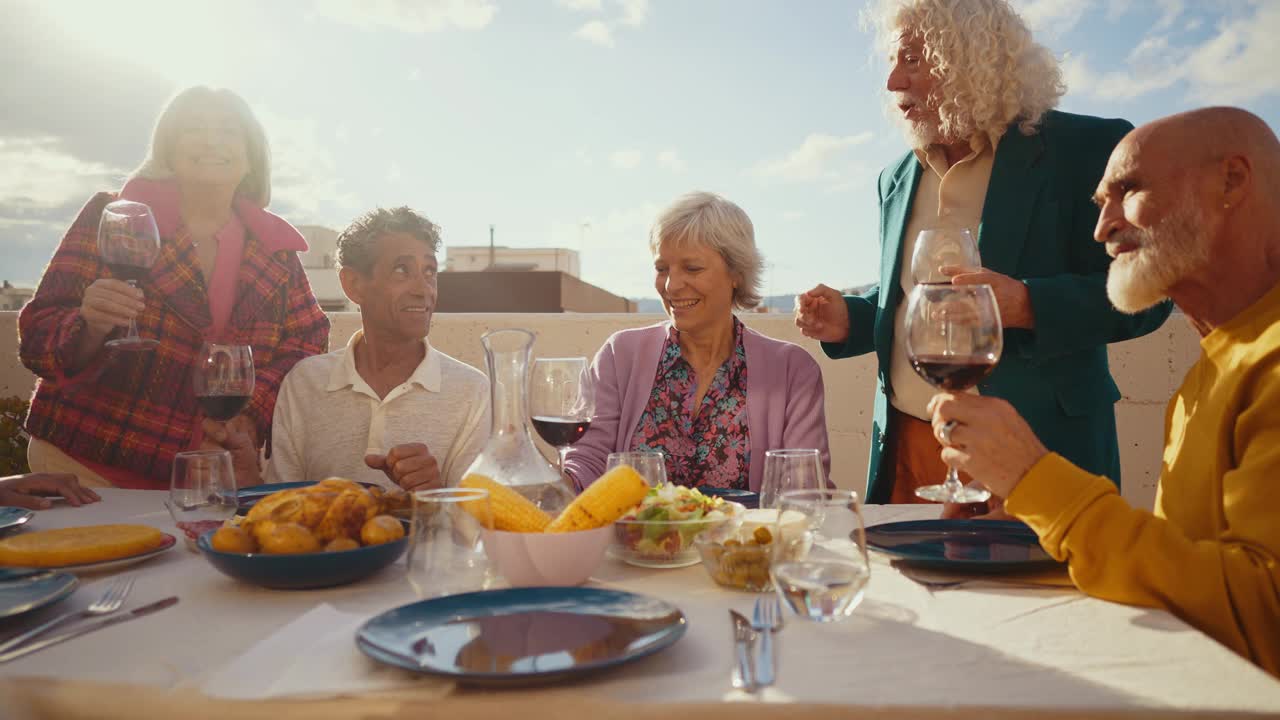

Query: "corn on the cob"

xmin=546 ymin=465 xmax=649 ymax=532
xmin=459 ymin=473 xmax=552 ymax=532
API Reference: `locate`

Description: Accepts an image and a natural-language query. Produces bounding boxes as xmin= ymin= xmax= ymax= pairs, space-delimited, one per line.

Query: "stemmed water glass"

xmin=193 ymin=343 xmax=255 ymax=422
xmin=911 ymin=227 xmax=980 ymax=285
xmin=98 ymin=200 xmax=161 ymax=351
xmin=529 ymin=357 xmax=595 ymax=478
xmin=758 ymin=448 xmax=825 ymax=509
xmin=903 ymin=283 xmax=1003 ymax=503
xmin=770 ymin=489 xmax=870 ymax=623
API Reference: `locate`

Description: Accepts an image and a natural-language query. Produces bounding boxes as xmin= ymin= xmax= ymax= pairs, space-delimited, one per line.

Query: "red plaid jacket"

xmin=19 ymin=192 xmax=330 ymax=488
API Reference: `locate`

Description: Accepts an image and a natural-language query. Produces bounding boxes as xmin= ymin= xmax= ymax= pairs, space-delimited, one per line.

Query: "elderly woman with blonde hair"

xmin=565 ymin=191 xmax=830 ymax=492
xmin=19 ymin=86 xmax=329 ymax=489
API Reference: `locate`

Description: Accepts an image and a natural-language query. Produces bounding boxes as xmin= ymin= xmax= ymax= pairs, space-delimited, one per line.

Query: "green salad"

xmin=616 ymin=484 xmax=732 ymax=559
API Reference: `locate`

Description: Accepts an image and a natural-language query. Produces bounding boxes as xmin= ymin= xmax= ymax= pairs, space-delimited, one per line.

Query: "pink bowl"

xmin=482 ymin=525 xmax=612 ymax=587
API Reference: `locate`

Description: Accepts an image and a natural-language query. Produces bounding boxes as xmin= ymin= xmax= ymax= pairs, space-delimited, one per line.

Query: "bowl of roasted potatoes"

xmin=198 ymin=478 xmax=409 ymax=589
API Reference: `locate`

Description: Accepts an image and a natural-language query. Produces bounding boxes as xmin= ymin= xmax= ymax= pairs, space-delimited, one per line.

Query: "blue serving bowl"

xmin=197 ymin=525 xmax=408 ymax=590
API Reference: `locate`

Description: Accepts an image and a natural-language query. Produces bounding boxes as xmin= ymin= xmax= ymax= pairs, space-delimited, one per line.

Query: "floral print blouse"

xmin=629 ymin=318 xmax=750 ymax=489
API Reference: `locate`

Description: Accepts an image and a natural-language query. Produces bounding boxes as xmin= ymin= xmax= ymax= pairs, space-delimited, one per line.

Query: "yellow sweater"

xmin=1007 ymin=283 xmax=1280 ymax=677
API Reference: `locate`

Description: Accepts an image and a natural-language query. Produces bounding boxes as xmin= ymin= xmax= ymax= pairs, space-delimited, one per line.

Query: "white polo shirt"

xmin=266 ymin=331 xmax=490 ymax=489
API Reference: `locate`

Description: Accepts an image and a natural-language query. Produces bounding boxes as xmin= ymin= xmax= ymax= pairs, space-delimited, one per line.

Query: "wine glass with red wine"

xmin=194 ymin=343 xmax=255 ymax=423
xmin=98 ymin=200 xmax=160 ymax=351
xmin=911 ymin=227 xmax=980 ymax=285
xmin=903 ymin=283 xmax=1003 ymax=503
xmin=529 ymin=357 xmax=595 ymax=478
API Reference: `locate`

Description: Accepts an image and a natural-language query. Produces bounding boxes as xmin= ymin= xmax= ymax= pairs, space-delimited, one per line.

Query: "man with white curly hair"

xmin=796 ymin=0 xmax=1171 ymax=507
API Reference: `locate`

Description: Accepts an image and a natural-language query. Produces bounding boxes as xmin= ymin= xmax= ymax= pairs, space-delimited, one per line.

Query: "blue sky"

xmin=2 ymin=0 xmax=1278 ymax=301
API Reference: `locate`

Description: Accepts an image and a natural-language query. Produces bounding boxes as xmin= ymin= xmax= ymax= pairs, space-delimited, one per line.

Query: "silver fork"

xmin=729 ymin=610 xmax=757 ymax=692
xmin=751 ymin=595 xmax=783 ymax=687
xmin=0 ymin=576 xmax=134 ymax=655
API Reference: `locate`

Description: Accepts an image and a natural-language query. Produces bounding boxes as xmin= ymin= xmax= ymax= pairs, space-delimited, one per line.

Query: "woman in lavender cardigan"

xmin=565 ymin=192 xmax=830 ymax=492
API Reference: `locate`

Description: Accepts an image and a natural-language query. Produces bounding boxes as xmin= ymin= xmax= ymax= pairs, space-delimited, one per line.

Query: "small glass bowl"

xmin=610 ymin=502 xmax=745 ymax=568
xmin=694 ymin=508 xmax=809 ymax=591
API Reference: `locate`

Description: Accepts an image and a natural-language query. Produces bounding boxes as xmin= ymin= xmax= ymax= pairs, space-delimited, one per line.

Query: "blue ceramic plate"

xmin=0 ymin=572 xmax=78 ymax=620
xmin=357 ymin=587 xmax=687 ymax=685
xmin=697 ymin=487 xmax=759 ymax=509
xmin=865 ymin=519 xmax=1062 ymax=572
xmin=197 ymin=524 xmax=408 ymax=590
xmin=0 ymin=507 xmax=35 ymax=534
xmin=236 ymin=481 xmax=381 ymax=510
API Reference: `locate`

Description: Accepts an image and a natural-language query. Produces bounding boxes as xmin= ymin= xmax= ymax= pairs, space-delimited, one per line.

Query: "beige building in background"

xmin=0 ymin=282 xmax=34 ymax=311
xmin=296 ymin=225 xmax=349 ymax=312
xmin=445 ymin=246 xmax=580 ymax=277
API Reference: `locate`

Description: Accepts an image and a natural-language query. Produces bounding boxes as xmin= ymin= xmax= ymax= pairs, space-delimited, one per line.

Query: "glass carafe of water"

xmin=462 ymin=329 xmax=574 ymax=515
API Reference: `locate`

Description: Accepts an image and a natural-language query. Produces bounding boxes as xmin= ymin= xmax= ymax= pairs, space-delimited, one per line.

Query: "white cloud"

xmin=574 ymin=149 xmax=594 ymax=167
xmin=0 ymin=137 xmax=122 ymax=211
xmin=1182 ymin=3 xmax=1280 ymax=104
xmin=656 ymin=150 xmax=685 ymax=173
xmin=619 ymin=0 xmax=649 ymax=26
xmin=1064 ymin=3 xmax=1280 ymax=106
xmin=1061 ymin=53 xmax=1181 ymax=102
xmin=1152 ymin=0 xmax=1184 ymax=32
xmin=576 ymin=20 xmax=615 ymax=47
xmin=609 ymin=149 xmax=644 ymax=169
xmin=1012 ymin=0 xmax=1094 ymax=36
xmin=314 ymin=0 xmax=496 ymax=33
xmin=750 ymin=132 xmax=874 ymax=185
xmin=556 ymin=0 xmax=603 ymax=11
xmin=257 ymin=109 xmax=360 ymax=226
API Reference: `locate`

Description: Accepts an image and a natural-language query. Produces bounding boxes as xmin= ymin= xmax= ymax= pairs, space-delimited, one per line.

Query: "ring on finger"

xmin=938 ymin=420 xmax=958 ymax=446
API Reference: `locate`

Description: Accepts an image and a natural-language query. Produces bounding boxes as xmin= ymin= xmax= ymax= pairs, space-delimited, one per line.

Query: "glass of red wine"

xmin=98 ymin=200 xmax=160 ymax=351
xmin=529 ymin=357 xmax=594 ymax=478
xmin=911 ymin=227 xmax=980 ymax=285
xmin=903 ymin=283 xmax=1003 ymax=503
xmin=194 ymin=343 xmax=255 ymax=423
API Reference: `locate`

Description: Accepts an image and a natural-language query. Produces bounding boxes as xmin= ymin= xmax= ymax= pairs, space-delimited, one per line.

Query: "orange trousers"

xmin=885 ymin=409 xmax=972 ymax=504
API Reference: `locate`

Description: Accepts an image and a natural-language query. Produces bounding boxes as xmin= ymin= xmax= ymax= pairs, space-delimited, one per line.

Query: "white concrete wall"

xmin=0 ymin=311 xmax=1201 ymax=509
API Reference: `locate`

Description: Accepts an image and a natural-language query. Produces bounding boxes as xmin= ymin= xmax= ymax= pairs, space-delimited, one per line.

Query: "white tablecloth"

xmin=1 ymin=489 xmax=1278 ymax=712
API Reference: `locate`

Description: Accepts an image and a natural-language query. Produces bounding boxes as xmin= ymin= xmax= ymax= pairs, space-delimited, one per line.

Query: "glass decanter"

xmin=462 ymin=329 xmax=575 ymax=515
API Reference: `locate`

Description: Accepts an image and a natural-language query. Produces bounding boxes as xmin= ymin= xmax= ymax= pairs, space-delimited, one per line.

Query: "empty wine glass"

xmin=606 ymin=450 xmax=668 ymax=486
xmin=903 ymin=283 xmax=1003 ymax=503
xmin=165 ymin=449 xmax=237 ymax=549
xmin=911 ymin=227 xmax=980 ymax=285
xmin=758 ymin=448 xmax=825 ymax=509
xmin=770 ymin=488 xmax=870 ymax=623
xmin=193 ymin=343 xmax=255 ymax=422
xmin=98 ymin=200 xmax=160 ymax=351
xmin=529 ymin=357 xmax=595 ymax=478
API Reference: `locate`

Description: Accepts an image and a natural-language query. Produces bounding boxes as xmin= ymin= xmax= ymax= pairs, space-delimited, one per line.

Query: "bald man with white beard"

xmin=927 ymin=107 xmax=1280 ymax=678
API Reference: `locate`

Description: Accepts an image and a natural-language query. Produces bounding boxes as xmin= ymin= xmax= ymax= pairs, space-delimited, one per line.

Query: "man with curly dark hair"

xmin=264 ymin=207 xmax=489 ymax=491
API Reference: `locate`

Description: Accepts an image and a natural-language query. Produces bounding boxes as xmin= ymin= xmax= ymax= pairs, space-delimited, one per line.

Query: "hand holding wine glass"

xmin=904 ymin=283 xmax=1003 ymax=504
xmin=529 ymin=357 xmax=595 ymax=477
xmin=96 ymin=200 xmax=160 ymax=350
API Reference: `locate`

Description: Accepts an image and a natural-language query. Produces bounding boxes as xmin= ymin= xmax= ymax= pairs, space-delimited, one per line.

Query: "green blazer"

xmin=823 ymin=110 xmax=1172 ymax=504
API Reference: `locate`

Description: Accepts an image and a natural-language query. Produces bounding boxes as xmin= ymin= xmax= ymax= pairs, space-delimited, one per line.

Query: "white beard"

xmin=1106 ymin=202 xmax=1210 ymax=314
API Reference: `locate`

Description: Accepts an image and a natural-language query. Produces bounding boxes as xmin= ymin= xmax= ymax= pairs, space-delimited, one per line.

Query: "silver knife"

xmin=729 ymin=610 xmax=757 ymax=692
xmin=0 ymin=596 xmax=178 ymax=664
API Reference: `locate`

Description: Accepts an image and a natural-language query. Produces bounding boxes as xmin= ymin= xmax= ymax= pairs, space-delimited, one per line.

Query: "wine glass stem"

xmin=556 ymin=446 xmax=569 ymax=478
xmin=943 ymin=466 xmax=964 ymax=498
xmin=126 ymin=280 xmax=141 ymax=341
